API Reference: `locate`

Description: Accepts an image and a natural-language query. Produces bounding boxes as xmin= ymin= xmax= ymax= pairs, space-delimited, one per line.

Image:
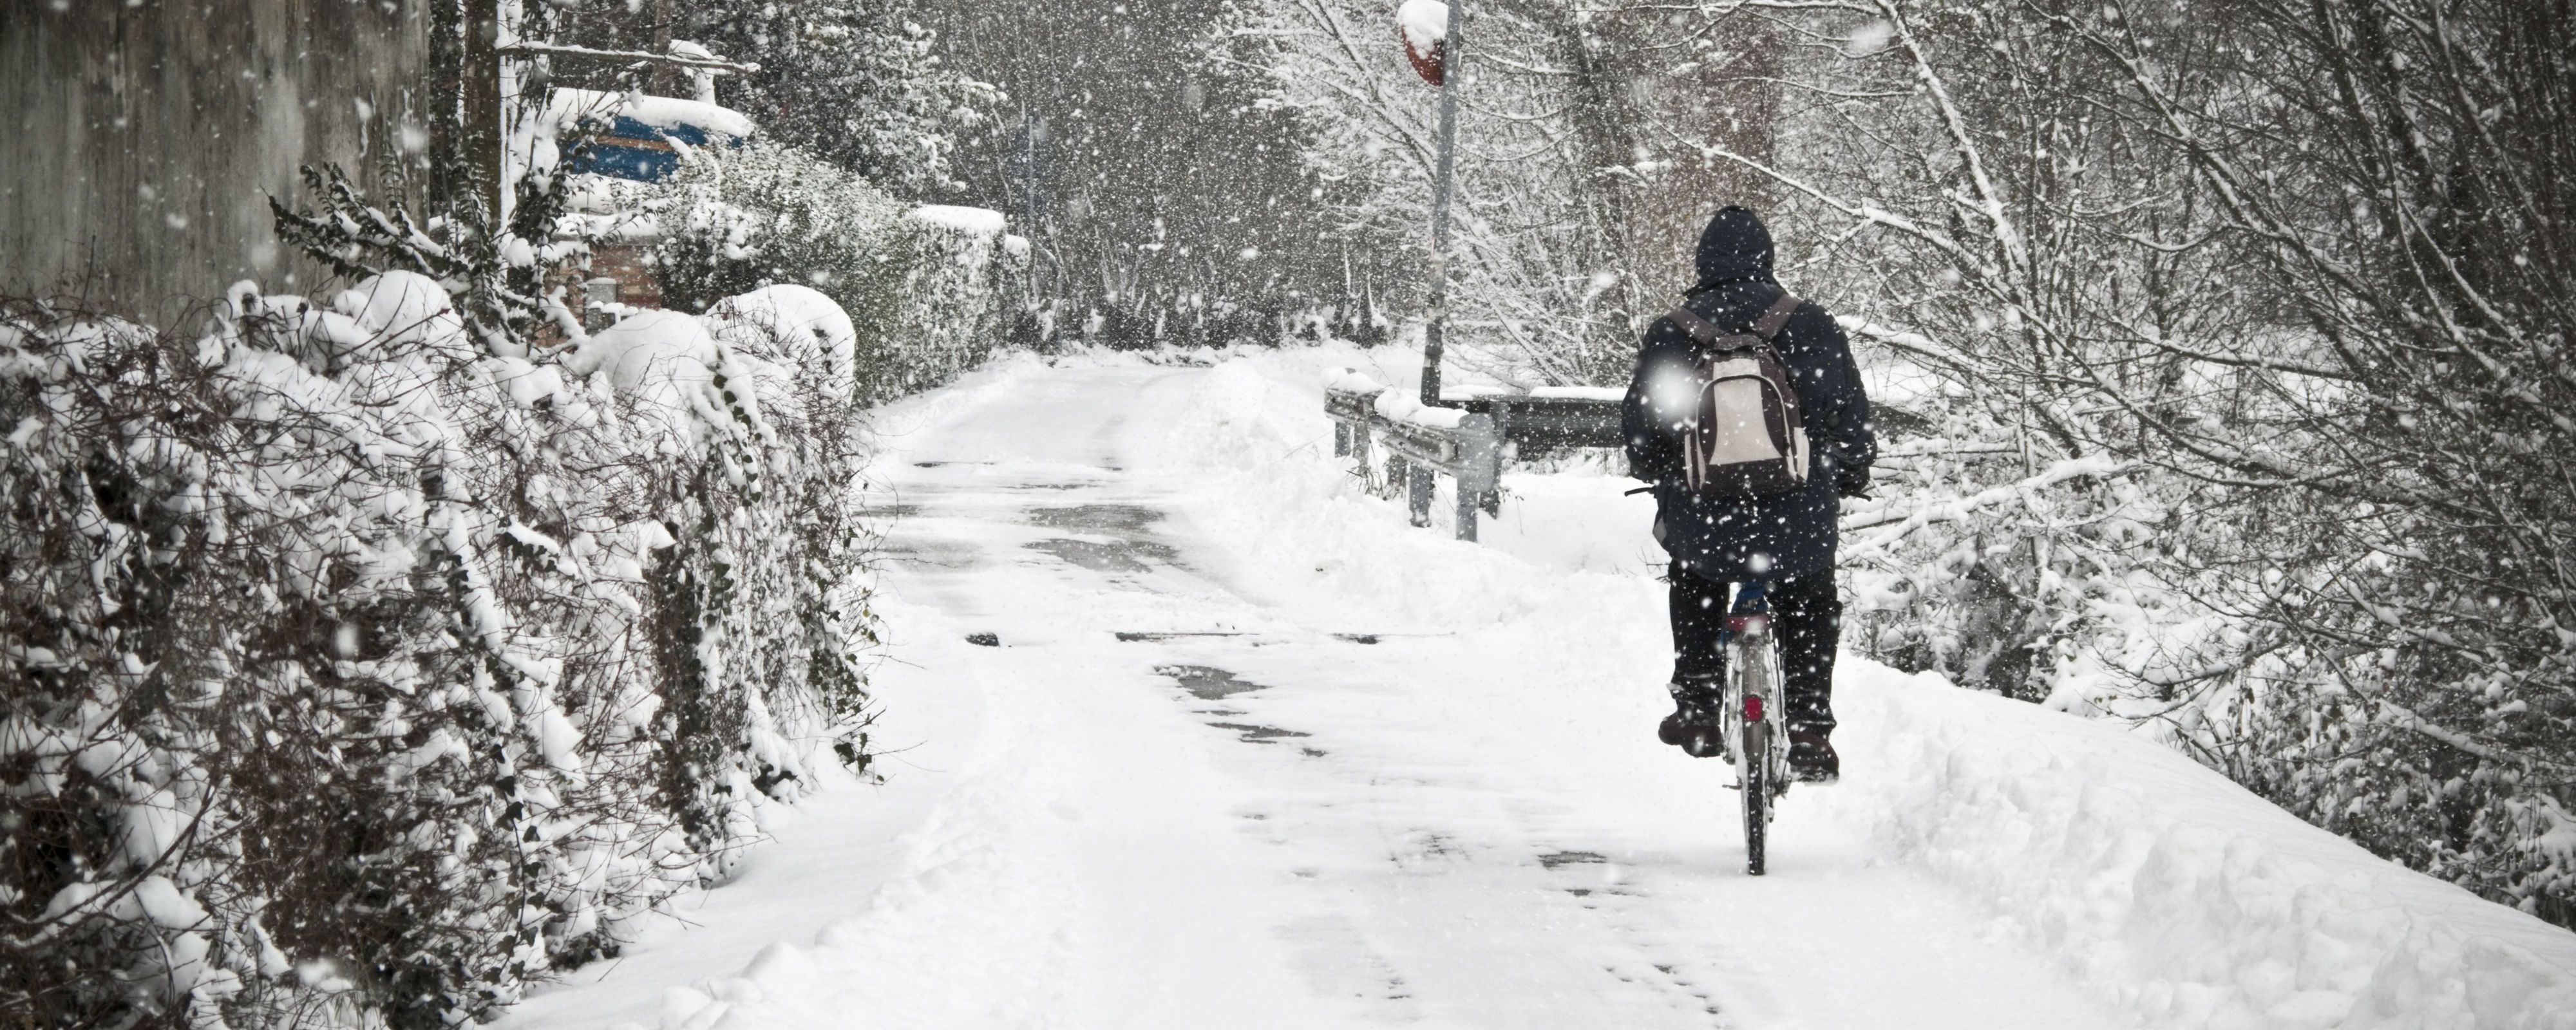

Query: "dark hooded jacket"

xmin=1622 ymin=207 xmax=1873 ymax=583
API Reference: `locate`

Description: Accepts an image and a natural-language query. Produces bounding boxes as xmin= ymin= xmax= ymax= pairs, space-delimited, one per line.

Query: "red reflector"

xmin=1743 ymin=695 xmax=1764 ymax=722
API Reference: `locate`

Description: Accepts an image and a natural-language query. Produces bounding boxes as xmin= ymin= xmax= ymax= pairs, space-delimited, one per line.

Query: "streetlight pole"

xmin=1419 ymin=0 xmax=1464 ymax=407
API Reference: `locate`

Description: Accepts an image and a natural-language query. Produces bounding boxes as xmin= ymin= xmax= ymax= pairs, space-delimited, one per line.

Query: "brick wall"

xmin=590 ymin=243 xmax=662 ymax=309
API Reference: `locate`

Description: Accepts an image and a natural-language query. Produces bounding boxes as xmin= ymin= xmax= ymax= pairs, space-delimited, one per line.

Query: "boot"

xmin=1788 ymin=731 xmax=1840 ymax=783
xmin=1658 ymin=680 xmax=1729 ymax=760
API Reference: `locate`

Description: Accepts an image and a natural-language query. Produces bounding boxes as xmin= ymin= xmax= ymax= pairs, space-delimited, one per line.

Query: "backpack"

xmin=1665 ymin=291 xmax=1809 ymax=498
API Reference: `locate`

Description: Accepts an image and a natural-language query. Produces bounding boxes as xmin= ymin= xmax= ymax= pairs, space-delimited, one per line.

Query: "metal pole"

xmin=1408 ymin=464 xmax=1435 ymax=528
xmin=1454 ymin=413 xmax=1499 ymax=542
xmin=1419 ymin=0 xmax=1464 ymax=407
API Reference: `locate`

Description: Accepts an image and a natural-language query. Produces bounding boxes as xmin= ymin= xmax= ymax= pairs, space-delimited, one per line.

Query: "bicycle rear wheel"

xmin=1740 ymin=720 xmax=1770 ymax=876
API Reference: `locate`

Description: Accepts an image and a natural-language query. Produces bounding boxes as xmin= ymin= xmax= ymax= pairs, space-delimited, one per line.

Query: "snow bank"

xmin=491 ymin=348 xmax=2576 ymax=1030
xmin=1829 ymin=670 xmax=2576 ymax=1029
xmin=1148 ymin=349 xmax=1647 ymax=628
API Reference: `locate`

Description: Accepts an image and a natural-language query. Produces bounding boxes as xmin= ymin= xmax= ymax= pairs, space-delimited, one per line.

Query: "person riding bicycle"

xmin=1621 ymin=206 xmax=1874 ymax=783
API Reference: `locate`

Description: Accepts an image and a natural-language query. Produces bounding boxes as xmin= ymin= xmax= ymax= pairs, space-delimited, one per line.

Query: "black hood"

xmin=1690 ymin=206 xmax=1776 ymax=291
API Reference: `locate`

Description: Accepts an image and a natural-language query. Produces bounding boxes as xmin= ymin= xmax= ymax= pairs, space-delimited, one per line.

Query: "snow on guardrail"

xmin=1372 ymin=388 xmax=1470 ymax=430
xmin=1526 ymin=385 xmax=1625 ymax=402
xmin=1322 ymin=366 xmax=1387 ymax=396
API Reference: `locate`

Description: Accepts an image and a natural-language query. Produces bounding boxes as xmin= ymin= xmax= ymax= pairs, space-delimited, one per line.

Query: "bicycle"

xmin=1718 ymin=579 xmax=1794 ymax=876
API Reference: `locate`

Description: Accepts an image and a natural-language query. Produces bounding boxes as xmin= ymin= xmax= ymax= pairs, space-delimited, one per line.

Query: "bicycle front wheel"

xmin=1741 ymin=720 xmax=1770 ymax=876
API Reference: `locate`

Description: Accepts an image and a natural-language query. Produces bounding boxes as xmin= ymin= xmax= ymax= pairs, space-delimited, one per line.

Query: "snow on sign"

xmin=549 ymin=88 xmax=755 ymax=183
xmin=1397 ymin=0 xmax=1449 ymax=86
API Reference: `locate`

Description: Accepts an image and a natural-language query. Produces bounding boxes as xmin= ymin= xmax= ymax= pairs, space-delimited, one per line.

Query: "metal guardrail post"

xmin=1453 ymin=413 xmax=1499 ymax=542
xmin=1406 ymin=464 xmax=1434 ymax=527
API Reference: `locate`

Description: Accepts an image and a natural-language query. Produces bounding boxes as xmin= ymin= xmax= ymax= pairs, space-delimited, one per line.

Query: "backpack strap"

xmin=1748 ymin=291 xmax=1804 ymax=341
xmin=1667 ymin=291 xmax=1804 ymax=349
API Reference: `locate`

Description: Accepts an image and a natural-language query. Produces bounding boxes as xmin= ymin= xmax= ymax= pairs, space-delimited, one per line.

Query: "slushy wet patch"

xmin=1208 ymin=722 xmax=1309 ymax=743
xmin=1157 ymin=664 xmax=1268 ymax=700
xmin=1025 ymin=537 xmax=1177 ymax=573
xmin=1027 ymin=503 xmax=1164 ymax=532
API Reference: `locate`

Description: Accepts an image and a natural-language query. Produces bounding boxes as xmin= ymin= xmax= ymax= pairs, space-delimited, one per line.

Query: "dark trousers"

xmin=1668 ymin=568 xmax=1841 ymax=736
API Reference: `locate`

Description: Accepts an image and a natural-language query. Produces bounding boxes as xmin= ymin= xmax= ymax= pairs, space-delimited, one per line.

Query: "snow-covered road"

xmin=500 ymin=350 xmax=2576 ymax=1030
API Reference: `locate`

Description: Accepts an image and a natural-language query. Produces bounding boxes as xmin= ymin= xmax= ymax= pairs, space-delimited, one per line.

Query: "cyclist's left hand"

xmin=1837 ymin=465 xmax=1873 ymax=499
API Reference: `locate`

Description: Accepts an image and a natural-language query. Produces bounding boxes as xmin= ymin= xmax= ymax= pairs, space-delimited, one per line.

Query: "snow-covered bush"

xmin=650 ymin=143 xmax=1018 ymax=405
xmin=0 ymin=270 xmax=876 ymax=1027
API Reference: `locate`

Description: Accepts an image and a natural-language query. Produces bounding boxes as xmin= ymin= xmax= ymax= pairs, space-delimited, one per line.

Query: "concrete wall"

xmin=1 ymin=0 xmax=431 ymax=321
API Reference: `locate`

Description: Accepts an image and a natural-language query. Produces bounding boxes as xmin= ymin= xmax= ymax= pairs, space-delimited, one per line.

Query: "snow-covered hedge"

xmin=648 ymin=144 xmax=1019 ymax=406
xmin=1 ymin=275 xmax=875 ymax=1028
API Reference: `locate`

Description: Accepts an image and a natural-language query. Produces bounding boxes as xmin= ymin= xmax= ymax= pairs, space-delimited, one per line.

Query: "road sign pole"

xmin=1420 ymin=1 xmax=1464 ymax=407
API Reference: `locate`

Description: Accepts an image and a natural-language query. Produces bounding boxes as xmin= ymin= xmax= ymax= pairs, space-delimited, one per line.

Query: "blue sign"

xmin=566 ymin=115 xmax=745 ymax=183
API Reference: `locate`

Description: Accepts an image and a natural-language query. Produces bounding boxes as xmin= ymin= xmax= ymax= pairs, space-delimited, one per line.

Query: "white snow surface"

xmin=1321 ymin=365 xmax=1385 ymax=394
xmin=705 ymin=284 xmax=858 ymax=398
xmin=1371 ymin=384 xmax=1468 ymax=429
xmin=1528 ymin=384 xmax=1627 ymax=402
xmin=911 ymin=205 xmax=1009 ymax=237
xmin=567 ymin=310 xmax=719 ymax=410
xmin=545 ymin=87 xmax=756 ymax=140
xmin=498 ymin=346 xmax=2576 ymax=1030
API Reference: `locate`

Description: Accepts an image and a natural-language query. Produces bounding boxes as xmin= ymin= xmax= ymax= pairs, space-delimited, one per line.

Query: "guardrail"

xmin=1323 ymin=368 xmax=1624 ymax=543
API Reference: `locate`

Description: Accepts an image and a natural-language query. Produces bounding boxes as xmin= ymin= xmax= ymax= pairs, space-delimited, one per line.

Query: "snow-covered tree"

xmin=925 ymin=0 xmax=1383 ymax=348
xmin=1242 ymin=0 xmax=1785 ymax=384
xmin=681 ymin=1 xmax=995 ymax=197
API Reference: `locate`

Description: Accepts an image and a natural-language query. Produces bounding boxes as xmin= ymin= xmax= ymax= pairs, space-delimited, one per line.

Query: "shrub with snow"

xmin=645 ymin=143 xmax=1018 ymax=406
xmin=0 ymin=273 xmax=875 ymax=1028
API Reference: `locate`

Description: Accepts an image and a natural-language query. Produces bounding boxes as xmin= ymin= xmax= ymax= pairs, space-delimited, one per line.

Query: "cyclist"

xmin=1620 ymin=206 xmax=1875 ymax=783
